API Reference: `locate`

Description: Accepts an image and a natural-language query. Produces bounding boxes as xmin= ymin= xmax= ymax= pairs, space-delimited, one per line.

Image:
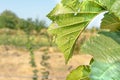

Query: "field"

xmin=0 ymin=45 xmax=91 ymax=80
xmin=0 ymin=29 xmax=94 ymax=80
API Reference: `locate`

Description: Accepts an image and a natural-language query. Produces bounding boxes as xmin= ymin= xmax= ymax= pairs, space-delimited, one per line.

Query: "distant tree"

xmin=0 ymin=10 xmax=48 ymax=34
xmin=25 ymin=18 xmax=35 ymax=34
xmin=0 ymin=10 xmax=19 ymax=29
xmin=16 ymin=19 xmax=26 ymax=29
xmin=0 ymin=15 xmax=6 ymax=28
xmin=34 ymin=18 xmax=47 ymax=34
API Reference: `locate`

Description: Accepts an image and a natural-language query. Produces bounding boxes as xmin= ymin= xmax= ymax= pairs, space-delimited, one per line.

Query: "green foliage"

xmin=40 ymin=48 xmax=50 ymax=80
xmin=47 ymin=0 xmax=104 ymax=63
xmin=81 ymin=31 xmax=120 ymax=62
xmin=34 ymin=19 xmax=47 ymax=33
xmin=90 ymin=61 xmax=120 ymax=80
xmin=81 ymin=32 xmax=120 ymax=80
xmin=66 ymin=66 xmax=90 ymax=80
xmin=0 ymin=10 xmax=19 ymax=29
xmin=0 ymin=10 xmax=47 ymax=33
xmin=26 ymin=34 xmax=38 ymax=80
xmin=94 ymin=0 xmax=120 ymax=19
xmin=101 ymin=13 xmax=120 ymax=31
xmin=47 ymin=0 xmax=120 ymax=80
xmin=0 ymin=30 xmax=50 ymax=48
xmin=24 ymin=18 xmax=35 ymax=34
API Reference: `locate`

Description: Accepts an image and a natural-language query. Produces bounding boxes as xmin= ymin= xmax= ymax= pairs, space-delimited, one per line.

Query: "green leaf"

xmin=66 ymin=66 xmax=90 ymax=80
xmin=81 ymin=31 xmax=120 ymax=80
xmin=90 ymin=61 xmax=120 ymax=80
xmin=94 ymin=0 xmax=116 ymax=9
xmin=61 ymin=0 xmax=81 ymax=12
xmin=110 ymin=0 xmax=120 ymax=19
xmin=81 ymin=31 xmax=120 ymax=62
xmin=47 ymin=0 xmax=105 ymax=63
xmin=101 ymin=13 xmax=120 ymax=31
xmin=95 ymin=0 xmax=120 ymax=19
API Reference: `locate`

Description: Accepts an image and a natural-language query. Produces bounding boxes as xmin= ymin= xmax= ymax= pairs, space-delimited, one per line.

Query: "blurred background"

xmin=0 ymin=0 xmax=99 ymax=80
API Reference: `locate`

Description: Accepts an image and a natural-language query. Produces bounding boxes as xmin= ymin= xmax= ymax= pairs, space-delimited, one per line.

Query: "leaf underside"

xmin=47 ymin=0 xmax=104 ymax=63
xmin=81 ymin=31 xmax=120 ymax=80
xmin=101 ymin=13 xmax=120 ymax=31
xmin=91 ymin=61 xmax=120 ymax=80
xmin=94 ymin=0 xmax=120 ymax=19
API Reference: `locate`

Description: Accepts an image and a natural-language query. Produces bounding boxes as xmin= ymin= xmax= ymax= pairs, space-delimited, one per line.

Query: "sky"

xmin=0 ymin=0 xmax=103 ymax=27
xmin=0 ymin=0 xmax=60 ymax=25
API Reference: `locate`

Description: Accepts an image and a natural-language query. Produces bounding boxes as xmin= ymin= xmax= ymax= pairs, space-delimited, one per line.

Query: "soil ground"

xmin=0 ymin=45 xmax=91 ymax=80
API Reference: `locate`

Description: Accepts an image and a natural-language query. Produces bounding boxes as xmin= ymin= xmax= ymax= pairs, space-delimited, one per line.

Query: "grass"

xmin=0 ymin=28 xmax=51 ymax=49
